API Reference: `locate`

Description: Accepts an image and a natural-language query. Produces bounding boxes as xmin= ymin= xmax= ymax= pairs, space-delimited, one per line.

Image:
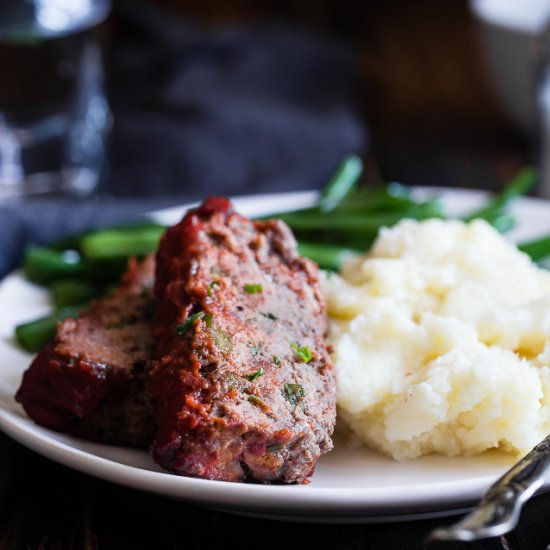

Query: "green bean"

xmin=317 ymin=193 xmax=418 ymax=215
xmin=263 ymin=181 xmax=414 ymax=221
xmin=463 ymin=167 xmax=536 ymax=223
xmin=80 ymin=225 xmax=166 ymax=262
xmin=15 ymin=306 xmax=84 ymax=353
xmin=483 ymin=211 xmax=517 ymax=233
xmin=336 ymin=182 xmax=412 ymax=206
xmin=318 ymin=154 xmax=363 ymax=212
xmin=51 ymin=279 xmax=102 ymax=309
xmin=298 ymin=242 xmax=357 ymax=271
xmin=518 ymin=235 xmax=550 ymax=263
xmin=52 ymin=220 xmax=167 ymax=251
xmin=24 ymin=246 xmax=128 ymax=286
xmin=24 ymin=247 xmax=86 ymax=285
xmin=279 ymin=202 xmax=444 ymax=234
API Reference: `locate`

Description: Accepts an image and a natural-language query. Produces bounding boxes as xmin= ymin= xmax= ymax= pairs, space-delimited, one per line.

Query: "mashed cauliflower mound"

xmin=324 ymin=219 xmax=550 ymax=460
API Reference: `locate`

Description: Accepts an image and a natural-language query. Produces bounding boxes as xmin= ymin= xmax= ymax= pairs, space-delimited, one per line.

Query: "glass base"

xmin=0 ymin=167 xmax=99 ymax=200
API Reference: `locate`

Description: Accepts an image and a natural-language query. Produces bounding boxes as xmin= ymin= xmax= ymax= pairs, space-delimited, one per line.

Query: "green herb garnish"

xmin=262 ymin=312 xmax=278 ymax=321
xmin=273 ymin=355 xmax=281 ymax=366
xmin=207 ymin=280 xmax=220 ymax=297
xmin=244 ymin=283 xmax=263 ymax=294
xmin=283 ymin=383 xmax=305 ymax=405
xmin=248 ymin=395 xmax=268 ymax=409
xmin=244 ymin=366 xmax=264 ymax=382
xmin=290 ymin=342 xmax=312 ymax=363
xmin=176 ymin=311 xmax=204 ymax=335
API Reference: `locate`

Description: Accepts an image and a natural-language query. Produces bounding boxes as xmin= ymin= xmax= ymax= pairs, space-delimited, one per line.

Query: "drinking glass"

xmin=0 ymin=0 xmax=111 ymax=199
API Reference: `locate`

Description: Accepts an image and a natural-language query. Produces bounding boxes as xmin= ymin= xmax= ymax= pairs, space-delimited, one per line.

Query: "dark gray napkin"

xmin=0 ymin=195 xmax=181 ymax=278
xmin=104 ymin=0 xmax=367 ymax=197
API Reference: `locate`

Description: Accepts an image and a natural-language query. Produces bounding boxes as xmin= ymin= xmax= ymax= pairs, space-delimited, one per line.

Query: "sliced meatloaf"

xmin=151 ymin=197 xmax=336 ymax=483
xmin=16 ymin=256 xmax=156 ymax=446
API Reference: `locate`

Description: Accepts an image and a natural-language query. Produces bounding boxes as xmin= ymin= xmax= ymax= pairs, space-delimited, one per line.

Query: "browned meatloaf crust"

xmin=15 ymin=256 xmax=156 ymax=446
xmin=151 ymin=197 xmax=336 ymax=483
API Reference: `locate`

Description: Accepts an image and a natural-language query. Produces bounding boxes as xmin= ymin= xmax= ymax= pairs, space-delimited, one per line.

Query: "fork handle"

xmin=489 ymin=432 xmax=550 ymax=503
xmin=428 ymin=433 xmax=550 ymax=542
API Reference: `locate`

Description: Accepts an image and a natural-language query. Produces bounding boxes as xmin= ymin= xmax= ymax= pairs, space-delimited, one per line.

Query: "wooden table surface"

xmin=1 ymin=429 xmax=550 ymax=550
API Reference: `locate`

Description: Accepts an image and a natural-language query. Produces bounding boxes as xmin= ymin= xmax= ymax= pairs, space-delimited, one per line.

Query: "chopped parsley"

xmin=273 ymin=355 xmax=281 ymax=366
xmin=262 ymin=311 xmax=278 ymax=321
xmin=176 ymin=311 xmax=204 ymax=335
xmin=207 ymin=280 xmax=220 ymax=297
xmin=244 ymin=283 xmax=263 ymax=294
xmin=243 ymin=366 xmax=264 ymax=382
xmin=283 ymin=383 xmax=305 ymax=405
xmin=291 ymin=342 xmax=312 ymax=363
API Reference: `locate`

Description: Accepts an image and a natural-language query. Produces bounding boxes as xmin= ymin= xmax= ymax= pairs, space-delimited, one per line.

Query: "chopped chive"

xmin=248 ymin=395 xmax=268 ymax=409
xmin=244 ymin=283 xmax=263 ymax=294
xmin=291 ymin=342 xmax=312 ymax=363
xmin=207 ymin=280 xmax=220 ymax=297
xmin=262 ymin=312 xmax=278 ymax=321
xmin=273 ymin=355 xmax=281 ymax=366
xmin=283 ymin=383 xmax=305 ymax=405
xmin=176 ymin=312 xmax=204 ymax=335
xmin=243 ymin=366 xmax=264 ymax=382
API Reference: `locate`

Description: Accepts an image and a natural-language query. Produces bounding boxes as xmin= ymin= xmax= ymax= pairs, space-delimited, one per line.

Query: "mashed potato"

xmin=324 ymin=218 xmax=550 ymax=460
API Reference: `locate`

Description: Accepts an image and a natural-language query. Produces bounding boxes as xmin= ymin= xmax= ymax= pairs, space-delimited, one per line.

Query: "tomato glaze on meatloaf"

xmin=151 ymin=197 xmax=336 ymax=483
xmin=16 ymin=256 xmax=156 ymax=446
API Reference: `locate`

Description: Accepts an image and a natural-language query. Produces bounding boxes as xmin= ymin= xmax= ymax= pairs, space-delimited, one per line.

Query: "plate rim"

xmin=0 ymin=407 xmax=501 ymax=516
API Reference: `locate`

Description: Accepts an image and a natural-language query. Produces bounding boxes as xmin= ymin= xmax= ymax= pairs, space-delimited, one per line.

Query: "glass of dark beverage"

xmin=0 ymin=0 xmax=111 ymax=199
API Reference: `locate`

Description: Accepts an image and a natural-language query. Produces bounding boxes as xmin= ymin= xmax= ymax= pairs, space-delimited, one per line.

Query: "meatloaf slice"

xmin=151 ymin=197 xmax=336 ymax=483
xmin=16 ymin=256 xmax=156 ymax=446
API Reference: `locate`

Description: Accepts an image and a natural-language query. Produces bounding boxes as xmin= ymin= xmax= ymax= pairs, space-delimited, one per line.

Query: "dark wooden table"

xmin=1 ymin=425 xmax=550 ymax=550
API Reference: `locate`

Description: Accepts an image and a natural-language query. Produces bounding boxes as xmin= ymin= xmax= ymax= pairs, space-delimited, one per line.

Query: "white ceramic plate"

xmin=1 ymin=189 xmax=549 ymax=523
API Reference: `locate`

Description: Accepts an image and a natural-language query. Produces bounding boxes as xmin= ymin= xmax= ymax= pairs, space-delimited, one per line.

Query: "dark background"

xmin=101 ymin=0 xmax=529 ymax=199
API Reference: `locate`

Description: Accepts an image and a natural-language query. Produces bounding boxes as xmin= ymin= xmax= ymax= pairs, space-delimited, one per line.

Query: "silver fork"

xmin=426 ymin=433 xmax=550 ymax=542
